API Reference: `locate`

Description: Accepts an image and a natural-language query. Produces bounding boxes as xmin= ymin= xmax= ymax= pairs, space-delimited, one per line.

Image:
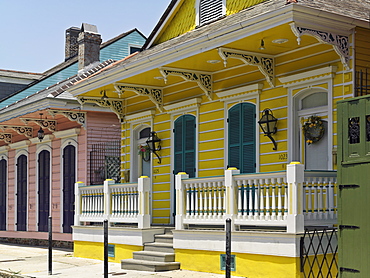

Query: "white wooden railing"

xmin=74 ymin=177 xmax=150 ymax=228
xmin=176 ymin=162 xmax=337 ymax=232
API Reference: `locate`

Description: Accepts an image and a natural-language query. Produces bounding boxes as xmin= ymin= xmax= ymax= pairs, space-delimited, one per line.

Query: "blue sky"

xmin=0 ymin=0 xmax=172 ymax=73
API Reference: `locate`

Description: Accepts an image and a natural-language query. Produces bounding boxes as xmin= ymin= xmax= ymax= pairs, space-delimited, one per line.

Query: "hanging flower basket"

xmin=302 ymin=116 xmax=325 ymax=145
xmin=138 ymin=144 xmax=151 ymax=162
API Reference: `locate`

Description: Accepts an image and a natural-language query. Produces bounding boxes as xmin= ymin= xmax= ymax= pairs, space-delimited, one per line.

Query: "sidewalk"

xmin=0 ymin=243 xmax=234 ymax=278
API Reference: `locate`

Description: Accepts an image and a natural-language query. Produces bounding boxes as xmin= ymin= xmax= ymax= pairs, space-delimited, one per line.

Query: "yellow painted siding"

xmin=226 ymin=0 xmax=268 ymax=15
xmin=156 ymin=0 xmax=196 ymax=45
xmin=74 ymin=241 xmax=142 ymax=263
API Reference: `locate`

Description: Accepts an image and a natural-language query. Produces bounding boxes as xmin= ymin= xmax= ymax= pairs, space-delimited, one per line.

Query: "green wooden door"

xmin=338 ymin=96 xmax=370 ymax=277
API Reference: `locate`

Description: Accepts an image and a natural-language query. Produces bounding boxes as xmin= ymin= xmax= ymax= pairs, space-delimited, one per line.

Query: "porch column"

xmin=175 ymin=172 xmax=189 ymax=230
xmin=74 ymin=181 xmax=84 ymax=226
xmin=286 ymin=162 xmax=304 ymax=233
xmin=103 ymin=179 xmax=114 ymax=223
xmin=225 ymin=168 xmax=240 ymax=231
xmin=138 ymin=176 xmax=150 ymax=229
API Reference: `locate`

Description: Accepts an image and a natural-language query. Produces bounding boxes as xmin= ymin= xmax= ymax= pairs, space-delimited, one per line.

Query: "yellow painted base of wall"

xmin=74 ymin=241 xmax=142 ymax=263
xmin=176 ymin=249 xmax=302 ymax=278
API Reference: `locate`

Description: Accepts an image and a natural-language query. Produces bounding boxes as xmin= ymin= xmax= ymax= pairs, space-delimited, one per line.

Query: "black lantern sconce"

xmin=258 ymin=108 xmax=278 ymax=150
xmin=146 ymin=131 xmax=162 ymax=164
xmin=37 ymin=113 xmax=45 ymax=142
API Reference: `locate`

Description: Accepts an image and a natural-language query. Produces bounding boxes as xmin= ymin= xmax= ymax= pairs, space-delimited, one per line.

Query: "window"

xmin=228 ymin=103 xmax=256 ymax=173
xmin=130 ymin=46 xmax=141 ymax=54
xmin=198 ymin=0 xmax=224 ymax=25
xmin=174 ymin=115 xmax=196 ymax=177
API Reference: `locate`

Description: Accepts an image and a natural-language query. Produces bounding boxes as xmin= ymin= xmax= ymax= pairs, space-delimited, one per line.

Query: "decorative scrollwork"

xmin=78 ymin=97 xmax=124 ymax=122
xmin=348 ymin=117 xmax=360 ymax=144
xmin=0 ymin=125 xmax=33 ymax=138
xmin=160 ymin=68 xmax=213 ymax=100
xmin=0 ymin=133 xmax=12 ymax=144
xmin=114 ymin=84 xmax=163 ymax=112
xmin=48 ymin=110 xmax=86 ymax=126
xmin=218 ymin=48 xmax=274 ymax=87
xmin=290 ymin=23 xmax=350 ymax=70
xmin=20 ymin=118 xmax=57 ymax=132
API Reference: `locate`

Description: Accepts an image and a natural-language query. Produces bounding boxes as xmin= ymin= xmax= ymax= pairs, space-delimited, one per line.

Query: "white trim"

xmin=54 ymin=128 xmax=81 ymax=139
xmin=29 ymin=134 xmax=55 ymax=145
xmin=163 ymin=98 xmax=202 ymax=113
xmin=279 ymin=66 xmax=338 ymax=87
xmin=216 ymin=83 xmax=263 ymax=101
xmin=0 ymin=146 xmax=10 ymax=154
xmin=125 ymin=110 xmax=155 ymax=122
xmin=9 ymin=140 xmax=31 ymax=150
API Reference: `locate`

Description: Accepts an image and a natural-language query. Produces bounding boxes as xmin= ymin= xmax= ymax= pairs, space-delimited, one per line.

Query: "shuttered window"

xmin=228 ymin=103 xmax=256 ymax=173
xmin=174 ymin=115 xmax=196 ymax=178
xmin=199 ymin=0 xmax=223 ymax=25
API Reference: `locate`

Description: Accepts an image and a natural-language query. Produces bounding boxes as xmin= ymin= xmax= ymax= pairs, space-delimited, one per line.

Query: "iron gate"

xmin=300 ymin=228 xmax=338 ymax=278
xmin=90 ymin=140 xmax=120 ymax=185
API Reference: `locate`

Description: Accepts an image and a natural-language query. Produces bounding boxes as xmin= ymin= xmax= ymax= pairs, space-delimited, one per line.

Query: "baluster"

xmin=217 ymin=182 xmax=222 ymax=215
xmin=223 ymin=182 xmax=226 ymax=215
xmin=92 ymin=190 xmax=96 ymax=216
xmin=248 ymin=181 xmax=253 ymax=220
xmin=318 ymin=178 xmax=324 ymax=220
xmin=118 ymin=190 xmax=123 ymax=216
xmin=303 ymin=181 xmax=307 ymax=218
xmin=265 ymin=179 xmax=270 ymax=221
xmin=271 ymin=178 xmax=276 ymax=221
xmin=186 ymin=184 xmax=190 ymax=216
xmin=277 ymin=178 xmax=282 ymax=221
xmin=259 ymin=179 xmax=265 ymax=220
xmin=134 ymin=187 xmax=139 ymax=215
xmin=123 ymin=187 xmax=128 ymax=215
xmin=307 ymin=178 xmax=313 ymax=220
xmin=313 ymin=178 xmax=318 ymax=220
xmin=283 ymin=178 xmax=288 ymax=220
xmin=324 ymin=179 xmax=329 ymax=220
xmin=253 ymin=179 xmax=259 ymax=220
xmin=237 ymin=180 xmax=242 ymax=217
xmin=328 ymin=178 xmax=334 ymax=219
xmin=212 ymin=182 xmax=217 ymax=218
xmin=194 ymin=183 xmax=199 ymax=218
xmin=205 ymin=183 xmax=210 ymax=217
xmin=243 ymin=181 xmax=248 ymax=219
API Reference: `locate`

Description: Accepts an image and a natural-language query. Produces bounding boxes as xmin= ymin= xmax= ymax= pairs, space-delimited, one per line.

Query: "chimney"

xmin=78 ymin=23 xmax=102 ymax=72
xmin=65 ymin=27 xmax=81 ymax=61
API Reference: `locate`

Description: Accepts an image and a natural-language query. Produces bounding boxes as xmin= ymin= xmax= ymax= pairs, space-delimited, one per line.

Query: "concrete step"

xmin=144 ymin=242 xmax=174 ymax=253
xmin=121 ymin=259 xmax=180 ymax=272
xmin=154 ymin=234 xmax=173 ymax=244
xmin=132 ymin=250 xmax=175 ymax=262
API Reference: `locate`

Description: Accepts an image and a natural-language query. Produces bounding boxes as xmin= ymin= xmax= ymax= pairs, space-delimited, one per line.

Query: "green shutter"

xmin=174 ymin=115 xmax=196 ymax=177
xmin=228 ymin=103 xmax=256 ymax=173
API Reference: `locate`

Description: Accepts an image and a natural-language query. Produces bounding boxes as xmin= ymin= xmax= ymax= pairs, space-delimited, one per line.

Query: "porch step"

xmin=121 ymin=259 xmax=180 ymax=272
xmin=121 ymin=229 xmax=180 ymax=272
xmin=144 ymin=242 xmax=174 ymax=253
xmin=132 ymin=250 xmax=175 ymax=262
xmin=154 ymin=234 xmax=173 ymax=244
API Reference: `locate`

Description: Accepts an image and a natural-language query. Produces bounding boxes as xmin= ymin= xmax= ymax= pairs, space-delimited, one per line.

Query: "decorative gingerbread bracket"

xmin=0 ymin=133 xmax=12 ymax=144
xmin=290 ymin=23 xmax=350 ymax=70
xmin=218 ymin=47 xmax=274 ymax=88
xmin=114 ymin=83 xmax=163 ymax=112
xmin=48 ymin=110 xmax=86 ymax=126
xmin=0 ymin=125 xmax=33 ymax=138
xmin=77 ymin=95 xmax=125 ymax=122
xmin=160 ymin=67 xmax=213 ymax=100
xmin=20 ymin=118 xmax=57 ymax=132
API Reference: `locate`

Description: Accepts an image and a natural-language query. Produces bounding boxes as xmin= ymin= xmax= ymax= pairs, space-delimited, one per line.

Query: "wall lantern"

xmin=146 ymin=131 xmax=162 ymax=164
xmin=258 ymin=108 xmax=278 ymax=150
xmin=37 ymin=113 xmax=45 ymax=142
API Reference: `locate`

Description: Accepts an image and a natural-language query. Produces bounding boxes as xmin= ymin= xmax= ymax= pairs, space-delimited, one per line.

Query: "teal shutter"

xmin=228 ymin=103 xmax=256 ymax=173
xmin=174 ymin=115 xmax=196 ymax=177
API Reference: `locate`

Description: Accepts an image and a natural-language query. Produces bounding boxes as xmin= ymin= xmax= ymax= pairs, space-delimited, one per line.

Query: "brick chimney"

xmin=65 ymin=27 xmax=81 ymax=61
xmin=78 ymin=23 xmax=102 ymax=72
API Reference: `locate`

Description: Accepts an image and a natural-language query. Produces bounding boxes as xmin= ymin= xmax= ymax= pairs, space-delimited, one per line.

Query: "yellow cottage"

xmin=69 ymin=0 xmax=370 ymax=277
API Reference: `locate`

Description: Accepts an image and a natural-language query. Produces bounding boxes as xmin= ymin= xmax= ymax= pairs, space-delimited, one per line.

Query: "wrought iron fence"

xmin=300 ymin=228 xmax=338 ymax=278
xmin=355 ymin=68 xmax=370 ymax=96
xmin=90 ymin=140 xmax=120 ymax=185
